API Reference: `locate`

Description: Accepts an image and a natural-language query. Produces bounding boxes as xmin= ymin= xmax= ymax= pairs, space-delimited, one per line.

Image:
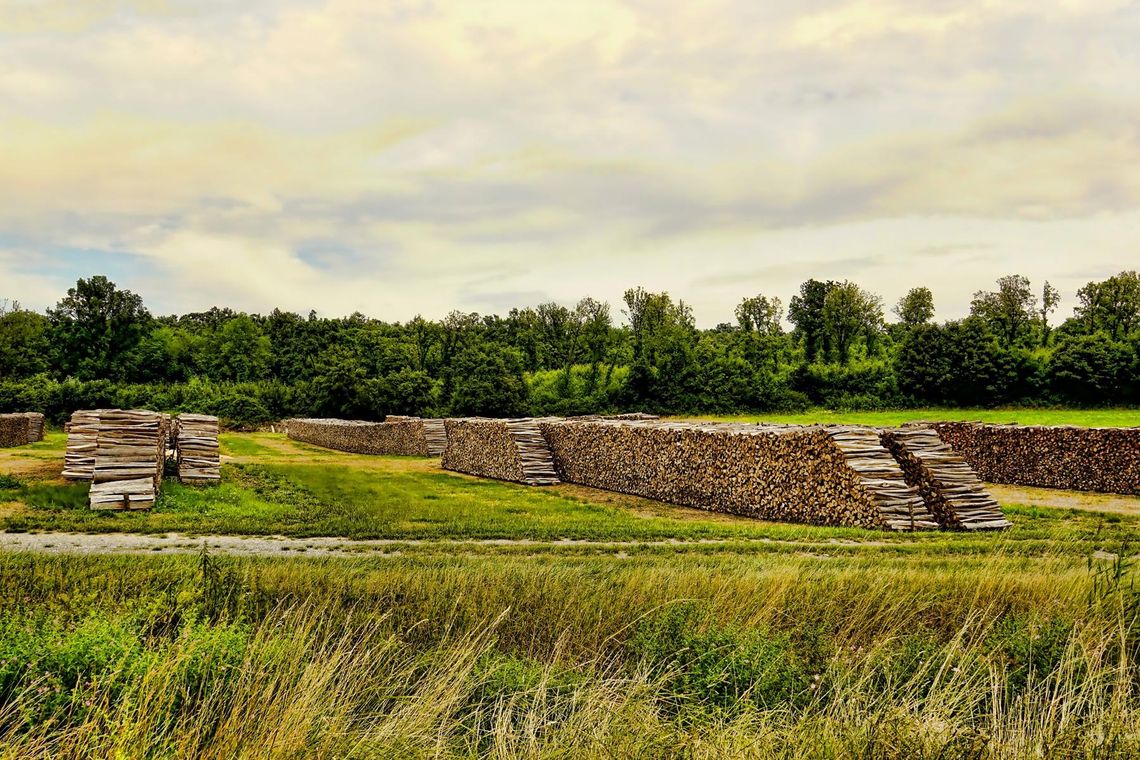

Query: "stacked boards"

xmin=89 ymin=410 xmax=165 ymax=510
xmin=442 ymin=418 xmax=560 ymax=485
xmin=881 ymin=427 xmax=1010 ymax=530
xmin=176 ymin=414 xmax=221 ymax=484
xmin=64 ymin=410 xmax=221 ymax=509
xmin=0 ymin=413 xmax=44 ymax=448
xmin=537 ymin=419 xmax=938 ymax=531
xmin=932 ymin=422 xmax=1140 ymax=495
xmin=286 ymin=417 xmax=435 ymax=457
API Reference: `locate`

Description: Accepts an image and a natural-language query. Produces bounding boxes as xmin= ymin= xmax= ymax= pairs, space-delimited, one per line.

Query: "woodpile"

xmin=176 ymin=414 xmax=221 ymax=484
xmin=931 ymin=422 xmax=1140 ymax=495
xmin=0 ymin=414 xmax=33 ymax=448
xmin=89 ymin=410 xmax=165 ymax=510
xmin=286 ymin=418 xmax=432 ymax=456
xmin=23 ymin=413 xmax=45 ymax=444
xmin=385 ymin=416 xmax=447 ymax=454
xmin=63 ymin=410 xmax=102 ymax=480
xmin=442 ymin=418 xmax=561 ymax=485
xmin=881 ymin=427 xmax=1010 ymax=531
xmin=537 ymin=419 xmax=937 ymax=531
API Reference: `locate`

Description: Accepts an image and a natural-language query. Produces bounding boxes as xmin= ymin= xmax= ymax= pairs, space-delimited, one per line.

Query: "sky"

xmin=1 ymin=0 xmax=1138 ymax=327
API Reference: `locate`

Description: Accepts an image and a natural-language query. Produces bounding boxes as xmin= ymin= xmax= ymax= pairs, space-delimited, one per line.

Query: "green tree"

xmin=892 ymin=287 xmax=935 ymax=327
xmin=821 ymin=281 xmax=883 ymax=365
xmin=448 ymin=345 xmax=528 ymax=417
xmin=1074 ymin=271 xmax=1140 ymax=340
xmin=970 ymin=274 xmax=1037 ymax=348
xmin=788 ymin=279 xmax=835 ymax=363
xmin=210 ymin=315 xmax=271 ymax=382
xmin=734 ymin=294 xmax=784 ymax=371
xmin=48 ymin=276 xmax=152 ymax=380
xmin=0 ymin=301 xmax=51 ymax=379
xmin=309 ymin=345 xmax=368 ymax=418
xmin=1048 ymin=334 xmax=1134 ymax=405
xmin=1038 ymin=281 xmax=1060 ymax=347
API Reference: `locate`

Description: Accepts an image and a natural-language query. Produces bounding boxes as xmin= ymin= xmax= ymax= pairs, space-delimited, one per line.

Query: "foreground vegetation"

xmin=0 ymin=549 xmax=1137 ymax=758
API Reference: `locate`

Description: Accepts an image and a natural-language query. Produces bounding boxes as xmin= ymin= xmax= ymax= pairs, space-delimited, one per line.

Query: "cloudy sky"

xmin=1 ymin=0 xmax=1137 ymax=326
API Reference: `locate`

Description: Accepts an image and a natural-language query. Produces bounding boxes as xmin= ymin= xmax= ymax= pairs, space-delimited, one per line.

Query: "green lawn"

xmin=678 ymin=407 xmax=1140 ymax=427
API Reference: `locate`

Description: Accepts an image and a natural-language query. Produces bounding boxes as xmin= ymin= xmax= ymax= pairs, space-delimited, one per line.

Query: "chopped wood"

xmin=442 ymin=418 xmax=560 ymax=485
xmin=89 ymin=409 xmax=165 ymax=511
xmin=538 ymin=419 xmax=937 ymax=531
xmin=0 ymin=413 xmax=40 ymax=448
xmin=881 ymin=427 xmax=1010 ymax=531
xmin=930 ymin=422 xmax=1140 ymax=495
xmin=285 ymin=417 xmax=436 ymax=456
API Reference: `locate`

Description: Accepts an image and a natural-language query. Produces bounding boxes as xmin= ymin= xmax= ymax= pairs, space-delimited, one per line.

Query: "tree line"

xmin=1 ymin=271 xmax=1138 ymax=425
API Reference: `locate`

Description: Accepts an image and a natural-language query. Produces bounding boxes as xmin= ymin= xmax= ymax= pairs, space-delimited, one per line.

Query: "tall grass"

xmin=0 ymin=551 xmax=1136 ymax=757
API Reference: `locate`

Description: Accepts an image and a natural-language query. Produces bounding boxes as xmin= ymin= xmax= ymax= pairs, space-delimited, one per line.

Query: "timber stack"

xmin=23 ymin=413 xmax=45 ymax=444
xmin=932 ymin=422 xmax=1140 ymax=495
xmin=176 ymin=414 xmax=221 ymax=484
xmin=881 ymin=427 xmax=1010 ymax=530
xmin=63 ymin=410 xmax=101 ymax=480
xmin=0 ymin=414 xmax=33 ymax=448
xmin=442 ymin=418 xmax=560 ymax=485
xmin=89 ymin=409 xmax=165 ymax=510
xmin=539 ymin=419 xmax=936 ymax=531
xmin=286 ymin=417 xmax=431 ymax=456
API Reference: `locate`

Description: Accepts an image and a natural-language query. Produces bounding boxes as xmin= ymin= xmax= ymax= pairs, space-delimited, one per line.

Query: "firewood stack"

xmin=286 ymin=418 xmax=432 ymax=456
xmin=89 ymin=409 xmax=165 ymax=510
xmin=932 ymin=422 xmax=1140 ymax=495
xmin=0 ymin=414 xmax=31 ymax=448
xmin=537 ymin=419 xmax=937 ymax=531
xmin=442 ymin=418 xmax=561 ymax=485
xmin=23 ymin=413 xmax=45 ymax=443
xmin=422 ymin=419 xmax=448 ymax=456
xmin=176 ymin=414 xmax=221 ymax=484
xmin=881 ymin=427 xmax=1010 ymax=530
xmin=63 ymin=410 xmax=102 ymax=480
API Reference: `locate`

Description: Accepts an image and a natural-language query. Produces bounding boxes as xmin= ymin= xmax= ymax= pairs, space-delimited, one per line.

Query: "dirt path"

xmin=0 ymin=531 xmax=834 ymax=558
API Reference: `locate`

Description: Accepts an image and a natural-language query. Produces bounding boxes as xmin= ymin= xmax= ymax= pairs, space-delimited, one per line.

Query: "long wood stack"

xmin=932 ymin=422 xmax=1140 ymax=495
xmin=286 ymin=418 xmax=432 ymax=456
xmin=422 ymin=419 xmax=448 ymax=456
xmin=442 ymin=418 xmax=560 ymax=485
xmin=881 ymin=427 xmax=1010 ymax=530
xmin=176 ymin=414 xmax=221 ymax=484
xmin=538 ymin=419 xmax=936 ymax=531
xmin=0 ymin=414 xmax=31 ymax=448
xmin=63 ymin=410 xmax=102 ymax=480
xmin=89 ymin=410 xmax=165 ymax=510
xmin=23 ymin=413 xmax=45 ymax=444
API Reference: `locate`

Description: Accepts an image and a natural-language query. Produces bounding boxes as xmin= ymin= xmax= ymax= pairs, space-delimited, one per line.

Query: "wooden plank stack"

xmin=881 ymin=427 xmax=1010 ymax=530
xmin=932 ymin=422 xmax=1140 ymax=495
xmin=23 ymin=413 xmax=45 ymax=444
xmin=89 ymin=409 xmax=165 ymax=510
xmin=0 ymin=414 xmax=31 ymax=448
xmin=442 ymin=418 xmax=561 ymax=485
xmin=537 ymin=419 xmax=937 ymax=531
xmin=63 ymin=410 xmax=102 ymax=480
xmin=176 ymin=414 xmax=221 ymax=484
xmin=285 ymin=418 xmax=433 ymax=456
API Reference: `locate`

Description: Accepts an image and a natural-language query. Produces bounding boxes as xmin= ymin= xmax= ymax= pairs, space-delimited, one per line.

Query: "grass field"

xmin=1 ymin=424 xmax=1139 ymax=757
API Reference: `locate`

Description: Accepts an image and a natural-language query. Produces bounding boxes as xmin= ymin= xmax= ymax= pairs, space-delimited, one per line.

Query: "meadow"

xmin=0 ymin=417 xmax=1138 ymax=757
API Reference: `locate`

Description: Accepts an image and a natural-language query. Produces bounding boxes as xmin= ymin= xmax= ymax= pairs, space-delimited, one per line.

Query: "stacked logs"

xmin=538 ymin=419 xmax=937 ymax=531
xmin=89 ymin=410 xmax=165 ymax=510
xmin=63 ymin=410 xmax=102 ymax=480
xmin=176 ymin=414 xmax=221 ymax=484
xmin=286 ymin=418 xmax=431 ymax=456
xmin=23 ymin=413 xmax=45 ymax=444
xmin=442 ymin=418 xmax=560 ymax=485
xmin=0 ymin=414 xmax=32 ymax=448
xmin=881 ymin=427 xmax=1010 ymax=530
xmin=932 ymin=422 xmax=1140 ymax=495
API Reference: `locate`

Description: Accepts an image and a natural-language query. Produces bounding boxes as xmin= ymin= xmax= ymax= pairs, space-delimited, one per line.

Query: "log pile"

xmin=930 ymin=422 xmax=1140 ymax=495
xmin=442 ymin=418 xmax=560 ymax=485
xmin=89 ymin=410 xmax=165 ymax=510
xmin=176 ymin=414 xmax=221 ymax=484
xmin=286 ymin=418 xmax=431 ymax=456
xmin=25 ymin=413 xmax=45 ymax=443
xmin=881 ymin=427 xmax=1010 ymax=530
xmin=0 ymin=414 xmax=31 ymax=448
xmin=538 ymin=419 xmax=936 ymax=530
xmin=63 ymin=410 xmax=102 ymax=480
